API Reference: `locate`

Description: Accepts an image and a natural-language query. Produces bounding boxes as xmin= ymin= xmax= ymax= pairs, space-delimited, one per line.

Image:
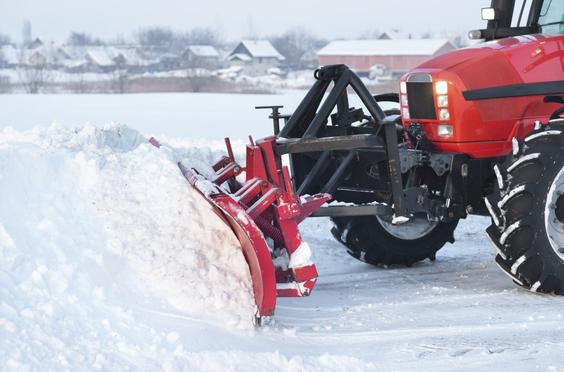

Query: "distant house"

xmin=316 ymin=39 xmax=455 ymax=77
xmin=63 ymin=46 xmax=152 ymax=73
xmin=85 ymin=48 xmax=115 ymax=72
xmin=23 ymin=42 xmax=70 ymax=68
xmin=227 ymin=40 xmax=285 ymax=76
xmin=182 ymin=45 xmax=220 ymax=69
xmin=157 ymin=53 xmax=182 ymax=71
xmin=0 ymin=45 xmax=19 ymax=68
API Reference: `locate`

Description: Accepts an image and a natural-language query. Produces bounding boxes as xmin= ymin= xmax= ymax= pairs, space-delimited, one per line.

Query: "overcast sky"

xmin=1 ymin=0 xmax=492 ymax=43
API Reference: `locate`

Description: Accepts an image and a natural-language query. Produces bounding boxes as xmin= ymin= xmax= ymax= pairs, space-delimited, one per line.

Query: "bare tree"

xmin=270 ymin=27 xmax=326 ymax=70
xmin=111 ymin=57 xmax=129 ymax=93
xmin=67 ymin=31 xmax=104 ymax=46
xmin=17 ymin=47 xmax=51 ymax=94
xmin=18 ymin=65 xmax=51 ymax=93
xmin=185 ymin=55 xmax=212 ymax=92
xmin=136 ymin=27 xmax=174 ymax=51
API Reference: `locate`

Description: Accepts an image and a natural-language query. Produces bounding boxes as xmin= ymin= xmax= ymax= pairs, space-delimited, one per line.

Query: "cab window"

xmin=538 ymin=0 xmax=564 ymax=34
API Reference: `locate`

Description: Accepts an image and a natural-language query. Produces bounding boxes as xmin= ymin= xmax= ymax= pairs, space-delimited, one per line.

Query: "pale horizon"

xmin=1 ymin=0 xmax=491 ymax=44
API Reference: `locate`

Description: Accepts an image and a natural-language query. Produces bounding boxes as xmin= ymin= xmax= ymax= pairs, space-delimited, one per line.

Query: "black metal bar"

xmin=297 ymin=151 xmax=332 ymax=195
xmin=255 ymin=105 xmax=283 ymax=135
xmin=349 ymin=73 xmax=386 ymax=125
xmin=311 ymin=204 xmax=392 ymax=217
xmin=279 ymin=78 xmax=329 ymax=138
xmin=382 ymin=116 xmax=406 ymax=217
xmin=321 ymin=151 xmax=356 ymax=195
xmin=276 ymin=134 xmax=384 ymax=155
xmin=303 ymin=71 xmax=351 ymax=138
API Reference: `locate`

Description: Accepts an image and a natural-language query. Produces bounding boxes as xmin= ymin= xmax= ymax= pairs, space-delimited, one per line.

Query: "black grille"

xmin=407 ymin=82 xmax=436 ymax=120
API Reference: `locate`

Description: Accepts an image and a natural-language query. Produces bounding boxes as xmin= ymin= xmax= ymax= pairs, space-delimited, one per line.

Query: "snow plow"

xmin=184 ymin=0 xmax=564 ymax=322
xmin=179 ymin=137 xmax=329 ymax=320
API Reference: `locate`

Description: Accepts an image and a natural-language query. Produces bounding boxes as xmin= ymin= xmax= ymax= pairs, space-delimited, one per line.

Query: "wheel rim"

xmin=376 ymin=215 xmax=439 ymax=240
xmin=545 ymin=166 xmax=564 ymax=258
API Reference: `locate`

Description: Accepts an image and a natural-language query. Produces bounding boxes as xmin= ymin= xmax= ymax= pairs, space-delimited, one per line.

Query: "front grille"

xmin=407 ymin=82 xmax=436 ymax=120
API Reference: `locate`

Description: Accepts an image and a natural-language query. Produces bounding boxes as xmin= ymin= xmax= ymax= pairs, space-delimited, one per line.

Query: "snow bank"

xmin=0 ymin=124 xmax=255 ymax=369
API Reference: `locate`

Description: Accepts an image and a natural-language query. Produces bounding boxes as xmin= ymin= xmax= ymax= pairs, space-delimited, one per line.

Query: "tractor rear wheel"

xmin=486 ymin=119 xmax=564 ymax=293
xmin=332 ymin=215 xmax=458 ymax=266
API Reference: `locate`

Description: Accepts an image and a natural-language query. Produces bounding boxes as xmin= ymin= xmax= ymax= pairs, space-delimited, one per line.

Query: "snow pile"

xmin=0 ymin=124 xmax=255 ymax=369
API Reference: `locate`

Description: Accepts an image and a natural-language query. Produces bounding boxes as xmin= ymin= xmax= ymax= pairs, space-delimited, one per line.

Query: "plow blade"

xmin=179 ymin=137 xmax=330 ymax=320
xmin=180 ymin=164 xmax=277 ymax=317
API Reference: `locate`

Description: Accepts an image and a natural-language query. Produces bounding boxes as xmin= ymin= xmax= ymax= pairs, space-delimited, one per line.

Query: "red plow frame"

xmin=179 ymin=136 xmax=330 ymax=320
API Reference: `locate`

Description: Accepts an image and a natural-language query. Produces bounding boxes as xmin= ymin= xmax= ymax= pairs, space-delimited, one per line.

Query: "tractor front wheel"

xmin=332 ymin=215 xmax=459 ymax=266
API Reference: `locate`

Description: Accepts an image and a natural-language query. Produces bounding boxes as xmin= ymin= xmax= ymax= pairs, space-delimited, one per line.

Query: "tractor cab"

xmin=470 ymin=0 xmax=564 ymax=40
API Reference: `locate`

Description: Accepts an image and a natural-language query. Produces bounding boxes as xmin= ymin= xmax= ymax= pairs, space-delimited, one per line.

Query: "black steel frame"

xmin=273 ymin=65 xmax=407 ymax=218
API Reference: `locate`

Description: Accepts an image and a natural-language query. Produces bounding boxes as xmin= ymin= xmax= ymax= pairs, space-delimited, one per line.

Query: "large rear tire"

xmin=332 ymin=215 xmax=458 ymax=266
xmin=486 ymin=119 xmax=564 ymax=293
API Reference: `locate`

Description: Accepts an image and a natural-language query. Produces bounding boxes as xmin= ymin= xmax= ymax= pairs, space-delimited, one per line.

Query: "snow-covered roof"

xmin=234 ymin=40 xmax=285 ymax=61
xmin=114 ymin=48 xmax=150 ymax=66
xmin=186 ymin=45 xmax=220 ymax=57
xmin=86 ymin=49 xmax=114 ymax=67
xmin=63 ymin=59 xmax=88 ymax=69
xmin=317 ymin=39 xmax=455 ymax=57
xmin=16 ymin=42 xmax=70 ymax=66
xmin=228 ymin=53 xmax=252 ymax=62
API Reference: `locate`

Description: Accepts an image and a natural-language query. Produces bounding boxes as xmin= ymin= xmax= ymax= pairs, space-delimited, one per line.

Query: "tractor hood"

xmin=417 ymin=34 xmax=564 ymax=89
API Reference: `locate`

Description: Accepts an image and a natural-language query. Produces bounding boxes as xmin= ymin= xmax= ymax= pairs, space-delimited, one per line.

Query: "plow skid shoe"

xmin=179 ymin=137 xmax=330 ymax=320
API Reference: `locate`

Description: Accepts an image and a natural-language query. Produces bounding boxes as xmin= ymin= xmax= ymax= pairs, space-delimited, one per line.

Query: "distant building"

xmin=182 ymin=45 xmax=220 ymax=70
xmin=63 ymin=46 xmax=152 ymax=73
xmin=0 ymin=45 xmax=19 ymax=68
xmin=227 ymin=40 xmax=285 ymax=76
xmin=22 ymin=41 xmax=70 ymax=68
xmin=317 ymin=39 xmax=456 ymax=77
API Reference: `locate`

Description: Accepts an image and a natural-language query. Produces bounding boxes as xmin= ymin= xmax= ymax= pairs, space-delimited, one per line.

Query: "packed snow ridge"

xmin=0 ymin=124 xmax=257 ymax=369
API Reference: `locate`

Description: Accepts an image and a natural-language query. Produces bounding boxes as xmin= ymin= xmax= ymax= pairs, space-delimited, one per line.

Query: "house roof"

xmin=233 ymin=40 xmax=285 ymax=61
xmin=186 ymin=45 xmax=220 ymax=57
xmin=228 ymin=53 xmax=252 ymax=62
xmin=317 ymin=39 xmax=454 ymax=57
xmin=86 ymin=49 xmax=114 ymax=67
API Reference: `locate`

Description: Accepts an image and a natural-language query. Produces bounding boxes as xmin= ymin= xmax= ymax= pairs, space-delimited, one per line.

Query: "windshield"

xmin=538 ymin=0 xmax=564 ymax=34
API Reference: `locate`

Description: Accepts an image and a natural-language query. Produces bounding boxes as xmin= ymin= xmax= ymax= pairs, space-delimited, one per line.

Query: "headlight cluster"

xmin=435 ymin=81 xmax=452 ymax=137
xmin=400 ymin=81 xmax=409 ymax=119
xmin=399 ymin=79 xmax=453 ymax=138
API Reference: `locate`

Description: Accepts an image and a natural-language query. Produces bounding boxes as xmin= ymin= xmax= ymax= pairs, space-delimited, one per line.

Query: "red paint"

xmin=400 ymin=34 xmax=564 ymax=158
xmin=179 ymin=137 xmax=330 ymax=319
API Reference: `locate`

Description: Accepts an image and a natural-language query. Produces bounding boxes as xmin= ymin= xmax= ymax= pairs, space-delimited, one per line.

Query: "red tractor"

xmin=184 ymin=0 xmax=564 ymax=321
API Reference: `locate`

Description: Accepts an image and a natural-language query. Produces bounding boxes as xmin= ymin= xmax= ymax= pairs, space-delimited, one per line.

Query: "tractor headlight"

xmin=435 ymin=81 xmax=448 ymax=95
xmin=401 ymin=94 xmax=408 ymax=106
xmin=402 ymin=107 xmax=410 ymax=119
xmin=439 ymin=108 xmax=451 ymax=121
xmin=437 ymin=95 xmax=448 ymax=108
xmin=438 ymin=124 xmax=453 ymax=137
xmin=400 ymin=81 xmax=407 ymax=94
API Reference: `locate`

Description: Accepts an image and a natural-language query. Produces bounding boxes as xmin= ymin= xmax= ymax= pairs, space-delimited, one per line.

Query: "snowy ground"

xmin=1 ymin=94 xmax=564 ymax=371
